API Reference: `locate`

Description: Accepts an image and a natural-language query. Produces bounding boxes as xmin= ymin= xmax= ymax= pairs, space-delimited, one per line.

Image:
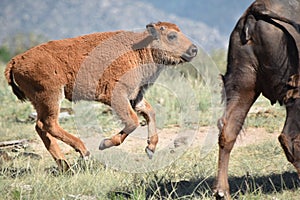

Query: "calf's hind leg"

xmin=34 ymin=95 xmax=90 ymax=169
xmin=35 ymin=124 xmax=70 ymax=171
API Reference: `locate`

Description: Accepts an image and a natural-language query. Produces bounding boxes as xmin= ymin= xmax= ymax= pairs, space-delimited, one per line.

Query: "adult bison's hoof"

xmin=99 ymin=139 xmax=114 ymax=150
xmin=145 ymin=147 xmax=154 ymax=159
xmin=213 ymin=189 xmax=230 ymax=200
xmin=214 ymin=191 xmax=225 ymax=200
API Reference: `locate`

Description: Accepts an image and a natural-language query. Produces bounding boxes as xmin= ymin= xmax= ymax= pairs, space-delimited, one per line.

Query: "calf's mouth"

xmin=181 ymin=44 xmax=198 ymax=62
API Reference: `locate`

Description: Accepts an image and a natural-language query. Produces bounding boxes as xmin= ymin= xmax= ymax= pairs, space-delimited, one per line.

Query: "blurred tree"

xmin=0 ymin=33 xmax=47 ymax=63
xmin=210 ymin=49 xmax=227 ymax=74
xmin=0 ymin=46 xmax=11 ymax=63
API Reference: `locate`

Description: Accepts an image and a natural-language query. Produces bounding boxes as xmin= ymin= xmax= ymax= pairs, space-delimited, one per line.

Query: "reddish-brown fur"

xmin=4 ymin=22 xmax=197 ymax=171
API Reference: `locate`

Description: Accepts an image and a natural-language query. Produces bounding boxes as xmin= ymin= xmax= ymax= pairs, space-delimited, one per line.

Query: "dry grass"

xmin=1 ymin=63 xmax=300 ymax=199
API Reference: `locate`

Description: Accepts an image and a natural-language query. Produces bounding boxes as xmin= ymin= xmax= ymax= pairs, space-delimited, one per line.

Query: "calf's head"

xmin=138 ymin=22 xmax=198 ymax=65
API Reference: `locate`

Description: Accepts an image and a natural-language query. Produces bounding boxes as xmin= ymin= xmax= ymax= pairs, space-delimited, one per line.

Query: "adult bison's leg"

xmin=135 ymin=98 xmax=158 ymax=159
xmin=214 ymin=89 xmax=259 ymax=199
xmin=279 ymin=99 xmax=300 ymax=177
xmin=99 ymin=98 xmax=139 ymax=150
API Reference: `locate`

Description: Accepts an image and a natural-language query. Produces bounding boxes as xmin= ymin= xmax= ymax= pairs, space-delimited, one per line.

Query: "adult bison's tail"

xmin=4 ymin=60 xmax=27 ymax=102
xmin=251 ymin=0 xmax=300 ymax=33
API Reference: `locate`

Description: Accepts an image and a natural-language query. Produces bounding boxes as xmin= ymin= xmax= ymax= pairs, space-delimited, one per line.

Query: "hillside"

xmin=143 ymin=0 xmax=253 ymax=36
xmin=0 ymin=0 xmax=253 ymax=51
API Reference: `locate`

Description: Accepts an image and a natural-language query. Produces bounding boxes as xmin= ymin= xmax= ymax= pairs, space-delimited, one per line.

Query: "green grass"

xmin=245 ymin=96 xmax=285 ymax=133
xmin=1 ymin=63 xmax=299 ymax=200
xmin=0 ymin=143 xmax=299 ymax=200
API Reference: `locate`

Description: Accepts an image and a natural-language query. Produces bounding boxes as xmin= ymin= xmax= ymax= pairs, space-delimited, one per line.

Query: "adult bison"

xmin=214 ymin=0 xmax=300 ymax=199
xmin=4 ymin=22 xmax=197 ymax=171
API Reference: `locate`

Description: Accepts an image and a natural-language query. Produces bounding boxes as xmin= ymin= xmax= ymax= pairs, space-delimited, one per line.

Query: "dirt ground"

xmin=0 ymin=124 xmax=281 ymax=174
xmin=82 ymin=125 xmax=279 ymax=152
xmin=26 ymin=125 xmax=279 ymax=158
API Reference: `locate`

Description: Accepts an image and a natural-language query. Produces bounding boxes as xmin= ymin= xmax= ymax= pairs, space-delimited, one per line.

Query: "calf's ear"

xmin=132 ymin=23 xmax=159 ymax=50
xmin=146 ymin=23 xmax=160 ymax=40
xmin=132 ymin=35 xmax=154 ymax=50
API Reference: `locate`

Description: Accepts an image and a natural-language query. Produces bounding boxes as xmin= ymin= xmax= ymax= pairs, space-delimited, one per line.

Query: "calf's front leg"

xmin=135 ymin=98 xmax=158 ymax=159
xmin=99 ymin=98 xmax=139 ymax=150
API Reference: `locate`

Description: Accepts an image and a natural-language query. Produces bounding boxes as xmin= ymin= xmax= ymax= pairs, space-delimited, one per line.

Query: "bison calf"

xmin=5 ymin=22 xmax=197 ymax=171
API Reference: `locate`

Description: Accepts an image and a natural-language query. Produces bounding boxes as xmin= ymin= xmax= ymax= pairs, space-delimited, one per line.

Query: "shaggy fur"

xmin=5 ymin=21 xmax=197 ymax=171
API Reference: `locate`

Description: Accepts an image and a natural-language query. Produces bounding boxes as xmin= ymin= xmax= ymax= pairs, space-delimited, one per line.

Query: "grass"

xmin=245 ymin=96 xmax=285 ymax=133
xmin=1 ymin=62 xmax=300 ymax=200
xmin=1 ymin=143 xmax=299 ymax=200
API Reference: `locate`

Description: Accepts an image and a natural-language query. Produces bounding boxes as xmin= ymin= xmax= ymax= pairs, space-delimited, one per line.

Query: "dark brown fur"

xmin=5 ymin=22 xmax=197 ymax=171
xmin=214 ymin=1 xmax=300 ymax=199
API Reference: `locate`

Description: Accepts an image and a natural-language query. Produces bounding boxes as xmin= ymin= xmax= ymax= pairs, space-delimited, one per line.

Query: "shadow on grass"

xmin=0 ymin=167 xmax=32 ymax=178
xmin=141 ymin=171 xmax=300 ymax=198
xmin=1 ymin=155 xmax=299 ymax=198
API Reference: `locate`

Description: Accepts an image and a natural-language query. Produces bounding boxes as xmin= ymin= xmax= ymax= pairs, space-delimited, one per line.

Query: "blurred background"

xmin=0 ymin=0 xmax=253 ymax=64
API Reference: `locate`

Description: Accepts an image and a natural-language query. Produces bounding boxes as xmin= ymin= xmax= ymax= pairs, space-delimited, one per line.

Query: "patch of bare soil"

xmin=80 ymin=125 xmax=279 ymax=160
xmin=1 ymin=126 xmax=279 ymax=166
xmin=234 ymin=127 xmax=279 ymax=147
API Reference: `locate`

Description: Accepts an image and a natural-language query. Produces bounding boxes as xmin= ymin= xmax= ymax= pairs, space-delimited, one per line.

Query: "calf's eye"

xmin=167 ymin=32 xmax=177 ymax=41
xmin=160 ymin=26 xmax=166 ymax=31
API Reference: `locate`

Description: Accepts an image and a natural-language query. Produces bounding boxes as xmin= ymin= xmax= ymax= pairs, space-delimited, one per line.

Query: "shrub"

xmin=0 ymin=46 xmax=11 ymax=63
xmin=0 ymin=33 xmax=47 ymax=63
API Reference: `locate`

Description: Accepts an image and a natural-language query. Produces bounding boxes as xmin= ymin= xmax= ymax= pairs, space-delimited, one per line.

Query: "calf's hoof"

xmin=56 ymin=159 xmax=73 ymax=173
xmin=82 ymin=150 xmax=91 ymax=160
xmin=99 ymin=139 xmax=114 ymax=150
xmin=145 ymin=147 xmax=154 ymax=159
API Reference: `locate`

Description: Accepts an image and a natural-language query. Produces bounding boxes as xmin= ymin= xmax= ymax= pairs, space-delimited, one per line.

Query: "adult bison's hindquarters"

xmin=4 ymin=22 xmax=197 ymax=171
xmin=214 ymin=0 xmax=300 ymax=199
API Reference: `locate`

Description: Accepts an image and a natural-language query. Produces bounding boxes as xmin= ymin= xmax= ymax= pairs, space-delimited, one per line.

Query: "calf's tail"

xmin=4 ymin=60 xmax=27 ymax=102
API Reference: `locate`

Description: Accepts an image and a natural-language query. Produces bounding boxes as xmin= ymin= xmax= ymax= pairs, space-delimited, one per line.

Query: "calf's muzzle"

xmin=181 ymin=44 xmax=198 ymax=62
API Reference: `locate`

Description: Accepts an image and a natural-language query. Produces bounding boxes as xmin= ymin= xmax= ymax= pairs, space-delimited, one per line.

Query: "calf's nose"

xmin=188 ymin=44 xmax=198 ymax=57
